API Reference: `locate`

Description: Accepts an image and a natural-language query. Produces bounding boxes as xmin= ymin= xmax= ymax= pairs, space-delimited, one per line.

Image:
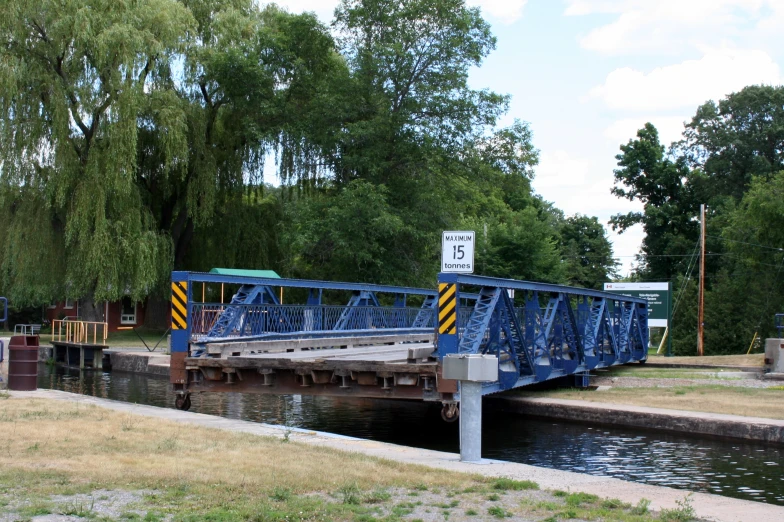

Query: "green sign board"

xmin=603 ymin=282 xmax=671 ymax=328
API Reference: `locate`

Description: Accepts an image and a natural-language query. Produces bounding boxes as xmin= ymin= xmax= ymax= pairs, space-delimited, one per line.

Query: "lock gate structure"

xmin=170 ymin=271 xmax=648 ymax=418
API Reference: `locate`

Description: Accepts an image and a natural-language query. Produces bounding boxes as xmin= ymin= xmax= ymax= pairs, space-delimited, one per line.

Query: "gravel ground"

xmin=0 ymin=486 xmax=654 ymax=522
xmin=344 ymin=486 xmax=567 ymax=522
xmin=0 ymin=489 xmax=158 ymax=522
xmin=591 ymin=374 xmax=782 ymax=389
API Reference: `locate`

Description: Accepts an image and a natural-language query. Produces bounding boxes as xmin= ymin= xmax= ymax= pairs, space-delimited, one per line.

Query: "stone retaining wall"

xmin=491 ymin=396 xmax=784 ymax=444
xmin=109 ymin=352 xmax=170 ymax=377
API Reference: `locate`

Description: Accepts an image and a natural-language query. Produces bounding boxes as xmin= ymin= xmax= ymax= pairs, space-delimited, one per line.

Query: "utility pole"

xmin=697 ymin=204 xmax=706 ymax=356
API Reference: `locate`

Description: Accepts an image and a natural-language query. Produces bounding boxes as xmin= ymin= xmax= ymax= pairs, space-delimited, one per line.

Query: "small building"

xmin=46 ymin=297 xmax=148 ymax=332
xmin=45 ymin=268 xmax=281 ymax=331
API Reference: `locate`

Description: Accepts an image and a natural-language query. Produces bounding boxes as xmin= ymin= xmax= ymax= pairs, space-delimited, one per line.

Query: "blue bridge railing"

xmin=191 ymin=304 xmax=436 ymax=338
xmin=171 ymin=272 xmax=474 ymax=349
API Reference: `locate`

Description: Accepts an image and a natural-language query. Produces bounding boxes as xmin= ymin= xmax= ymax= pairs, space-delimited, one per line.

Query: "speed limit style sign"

xmin=441 ymin=231 xmax=475 ymax=273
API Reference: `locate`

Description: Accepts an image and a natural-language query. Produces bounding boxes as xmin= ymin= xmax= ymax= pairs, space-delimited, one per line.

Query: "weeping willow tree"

xmin=0 ymin=0 xmax=341 ymax=307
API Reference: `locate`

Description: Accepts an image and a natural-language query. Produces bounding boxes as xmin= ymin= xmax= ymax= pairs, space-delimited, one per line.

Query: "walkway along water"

xmin=38 ymin=364 xmax=784 ymax=507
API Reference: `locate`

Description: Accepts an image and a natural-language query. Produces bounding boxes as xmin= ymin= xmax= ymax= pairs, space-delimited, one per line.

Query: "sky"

xmin=268 ymin=0 xmax=784 ymax=275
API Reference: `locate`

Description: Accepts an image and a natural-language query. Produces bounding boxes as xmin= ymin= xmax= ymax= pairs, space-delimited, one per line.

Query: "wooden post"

xmin=698 ymin=203 xmax=706 ymax=356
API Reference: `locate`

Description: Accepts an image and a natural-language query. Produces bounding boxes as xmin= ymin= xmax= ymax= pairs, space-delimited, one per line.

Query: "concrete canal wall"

xmin=491 ymin=396 xmax=784 ymax=445
xmin=109 ymin=351 xmax=170 ymax=377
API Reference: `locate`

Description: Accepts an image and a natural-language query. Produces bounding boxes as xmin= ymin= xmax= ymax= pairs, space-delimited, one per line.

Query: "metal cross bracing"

xmin=437 ymin=273 xmax=649 ymax=397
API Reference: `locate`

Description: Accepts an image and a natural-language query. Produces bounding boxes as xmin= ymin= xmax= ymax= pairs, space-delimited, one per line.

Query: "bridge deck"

xmin=183 ymin=335 xmax=445 ymax=401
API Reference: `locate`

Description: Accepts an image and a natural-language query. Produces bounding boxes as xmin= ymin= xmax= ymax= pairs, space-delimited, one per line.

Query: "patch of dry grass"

xmin=647 ymin=353 xmax=764 ymax=367
xmin=523 ymin=385 xmax=784 ymax=419
xmin=0 ymin=398 xmax=467 ymax=493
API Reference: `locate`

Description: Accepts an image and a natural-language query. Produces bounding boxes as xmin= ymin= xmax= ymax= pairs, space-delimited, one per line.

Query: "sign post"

xmin=441 ymin=231 xmax=475 ymax=274
xmin=604 ymin=282 xmax=672 ymax=357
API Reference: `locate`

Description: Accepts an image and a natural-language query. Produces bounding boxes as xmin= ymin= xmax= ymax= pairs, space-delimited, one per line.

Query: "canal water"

xmin=37 ymin=365 xmax=784 ymax=506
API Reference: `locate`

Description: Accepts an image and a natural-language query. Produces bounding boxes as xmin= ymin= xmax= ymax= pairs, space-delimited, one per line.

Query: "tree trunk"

xmin=79 ymin=294 xmax=104 ymax=323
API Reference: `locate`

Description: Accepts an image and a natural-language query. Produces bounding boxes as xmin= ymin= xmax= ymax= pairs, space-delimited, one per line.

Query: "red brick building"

xmin=46 ymin=297 xmax=148 ymax=332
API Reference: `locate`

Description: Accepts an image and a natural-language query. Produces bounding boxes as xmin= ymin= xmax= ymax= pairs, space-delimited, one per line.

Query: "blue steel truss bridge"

xmin=170 ymin=271 xmax=648 ymax=418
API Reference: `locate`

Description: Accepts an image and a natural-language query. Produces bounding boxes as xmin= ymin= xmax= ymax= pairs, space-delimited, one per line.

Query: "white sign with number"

xmin=442 ymin=231 xmax=475 ymax=273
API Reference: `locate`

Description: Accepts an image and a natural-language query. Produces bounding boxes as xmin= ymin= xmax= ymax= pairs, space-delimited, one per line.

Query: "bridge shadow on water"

xmin=38 ymin=364 xmax=784 ymax=506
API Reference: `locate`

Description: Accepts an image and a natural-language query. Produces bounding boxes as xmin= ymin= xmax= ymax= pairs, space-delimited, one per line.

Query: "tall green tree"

xmin=0 ymin=0 xmax=194 ymax=306
xmin=610 ymin=123 xmax=699 ymax=281
xmin=680 ymin=85 xmax=784 ymax=202
xmin=286 ymin=0 xmax=513 ymax=285
xmin=612 ymin=86 xmax=784 ymax=354
xmin=560 ymin=215 xmax=619 ymax=289
xmin=329 ymin=0 xmax=507 ymax=184
xmin=0 ymin=0 xmax=339 ymax=307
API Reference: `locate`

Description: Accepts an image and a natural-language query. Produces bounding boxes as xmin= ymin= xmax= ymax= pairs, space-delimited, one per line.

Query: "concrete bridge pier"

xmin=444 ymin=354 xmax=499 ymax=463
xmin=459 ymin=380 xmax=483 ymax=462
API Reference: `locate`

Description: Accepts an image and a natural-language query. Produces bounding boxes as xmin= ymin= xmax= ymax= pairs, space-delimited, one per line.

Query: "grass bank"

xmin=0 ymin=397 xmax=684 ymax=521
xmin=646 ymin=354 xmax=763 ymax=367
xmin=512 ymin=385 xmax=784 ymax=420
xmin=600 ymin=366 xmax=728 ymax=380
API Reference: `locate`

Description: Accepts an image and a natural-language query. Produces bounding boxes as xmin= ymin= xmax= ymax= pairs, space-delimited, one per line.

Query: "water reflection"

xmin=38 ymin=365 xmax=784 ymax=505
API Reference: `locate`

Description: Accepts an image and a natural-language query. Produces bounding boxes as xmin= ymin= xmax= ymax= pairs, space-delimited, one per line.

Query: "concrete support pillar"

xmin=459 ymin=381 xmax=483 ymax=462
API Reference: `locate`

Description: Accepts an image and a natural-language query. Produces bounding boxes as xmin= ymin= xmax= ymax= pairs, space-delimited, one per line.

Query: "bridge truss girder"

xmin=437 ymin=273 xmax=649 ymax=396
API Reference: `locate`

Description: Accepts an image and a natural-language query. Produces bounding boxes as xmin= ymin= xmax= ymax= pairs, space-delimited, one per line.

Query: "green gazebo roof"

xmin=208 ymin=268 xmax=281 ymax=279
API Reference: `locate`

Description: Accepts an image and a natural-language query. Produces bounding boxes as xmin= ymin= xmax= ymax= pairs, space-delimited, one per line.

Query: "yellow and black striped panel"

xmin=171 ymin=281 xmax=188 ymax=330
xmin=438 ymin=283 xmax=457 ymax=335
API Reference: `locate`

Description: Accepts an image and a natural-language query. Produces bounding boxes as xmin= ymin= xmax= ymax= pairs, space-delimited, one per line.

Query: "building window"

xmin=48 ymin=300 xmax=57 ymax=309
xmin=63 ymin=299 xmax=74 ymax=309
xmin=121 ymin=297 xmax=137 ymax=325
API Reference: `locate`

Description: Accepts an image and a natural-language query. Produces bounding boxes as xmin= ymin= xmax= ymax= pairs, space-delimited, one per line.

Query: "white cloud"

xmin=466 ymin=0 xmax=528 ymax=23
xmin=604 ymin=116 xmax=687 ymax=146
xmin=534 ymin=150 xmax=644 ymax=274
xmin=590 ymin=48 xmax=782 ymax=111
xmin=535 ymin=150 xmax=587 ymax=189
xmin=608 ymin=224 xmax=645 ymax=276
xmin=533 ymin=150 xmax=636 ymax=221
xmin=565 ymin=0 xmax=784 ymax=54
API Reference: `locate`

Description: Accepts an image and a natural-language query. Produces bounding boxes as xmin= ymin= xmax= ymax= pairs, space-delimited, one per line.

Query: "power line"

xmin=709 ymin=251 xmax=784 ymax=270
xmin=620 ymin=253 xmax=724 ymax=258
xmin=671 ymin=237 xmax=701 ymax=319
xmin=705 ymin=234 xmax=784 ymax=252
